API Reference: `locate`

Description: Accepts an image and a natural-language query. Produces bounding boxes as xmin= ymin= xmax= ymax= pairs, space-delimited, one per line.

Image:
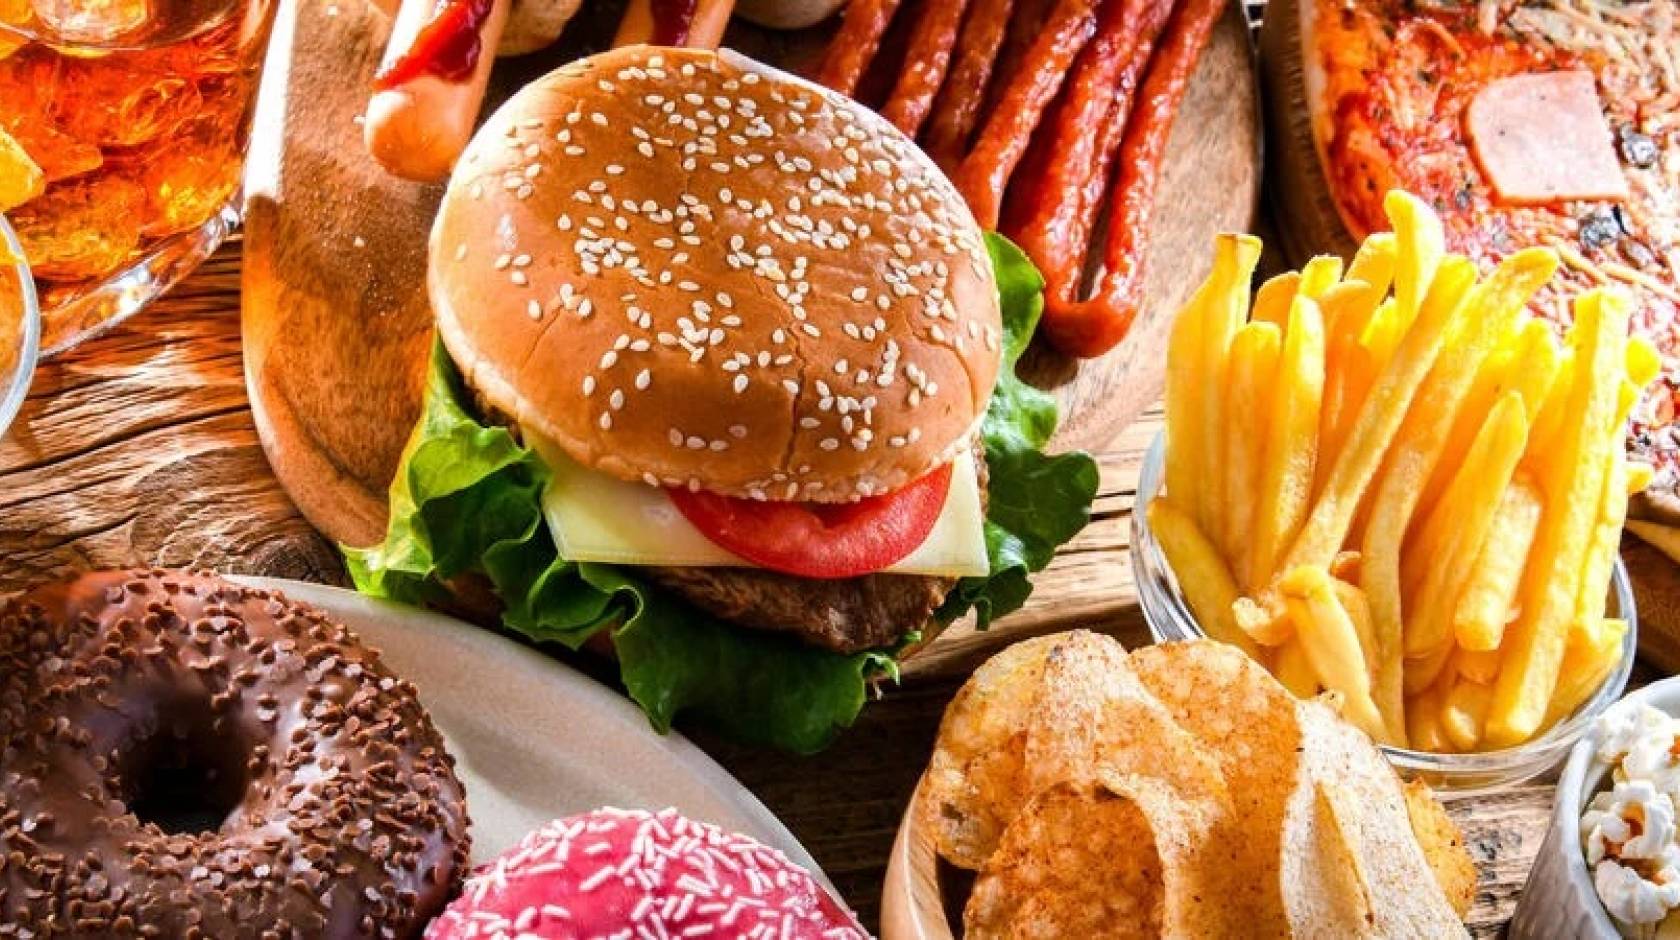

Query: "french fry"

xmin=1544 ymin=618 xmax=1629 ymax=727
xmin=1319 ymin=296 xmax=1396 ymax=488
xmin=1440 ymin=677 xmax=1493 ymax=753
xmin=1405 ymin=641 xmax=1454 ymax=696
xmin=1487 ymin=289 xmax=1630 ymax=748
xmin=1386 ymin=190 xmax=1448 ymax=330
xmin=1407 ymin=683 xmax=1451 ymax=753
xmin=1628 ymin=462 xmax=1655 ymax=495
xmin=1504 ymin=320 xmax=1564 ymax=423
xmin=1252 ymin=271 xmax=1300 ymax=328
xmin=1629 ymin=335 xmax=1661 ymax=388
xmin=1197 ymin=235 xmax=1265 ymax=552
xmin=1275 ymin=255 xmax=1475 ymax=585
xmin=1361 ymin=248 xmax=1556 ymax=742
xmin=1332 ymin=577 xmax=1398 ymax=740
xmin=1147 ymin=500 xmax=1261 ymax=658
xmin=1523 ymin=347 xmax=1577 ymax=464
xmin=1575 ymin=458 xmax=1632 ymax=631
xmin=1317 ymin=280 xmax=1383 ymax=488
xmin=1452 ymin=476 xmax=1543 ymax=652
xmin=1299 ymin=255 xmax=1344 ymax=300
xmin=1164 ymin=270 xmax=1209 ymax=520
xmin=1248 ymin=296 xmax=1326 ymax=590
xmin=1403 ymin=392 xmax=1531 ymax=658
xmin=1222 ymin=322 xmax=1282 ymax=566
xmin=1331 ymin=578 xmax=1378 ymax=676
xmin=1234 ymin=595 xmax=1293 ymax=646
xmin=1346 ymin=231 xmax=1398 ymax=299
xmin=1274 ymin=637 xmax=1320 ymax=698
xmin=1280 ymin=565 xmax=1392 ymax=743
xmin=1420 ymin=315 xmax=1559 ymax=518
xmin=1454 ymin=647 xmax=1503 ymax=685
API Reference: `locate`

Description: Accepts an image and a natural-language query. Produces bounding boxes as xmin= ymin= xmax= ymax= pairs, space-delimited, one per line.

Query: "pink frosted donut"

xmin=426 ymin=808 xmax=868 ymax=939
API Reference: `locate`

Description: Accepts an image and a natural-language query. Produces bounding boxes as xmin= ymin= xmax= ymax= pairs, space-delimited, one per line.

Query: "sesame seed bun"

xmin=430 ymin=45 xmax=1002 ymax=503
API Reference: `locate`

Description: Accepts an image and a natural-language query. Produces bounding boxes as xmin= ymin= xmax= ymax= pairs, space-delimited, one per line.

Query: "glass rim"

xmin=0 ymin=215 xmax=40 ymax=439
xmin=1132 ymin=432 xmax=1638 ymax=780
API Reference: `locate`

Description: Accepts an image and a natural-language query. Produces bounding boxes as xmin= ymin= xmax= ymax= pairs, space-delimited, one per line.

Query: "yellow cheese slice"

xmin=525 ymin=426 xmax=990 ymax=577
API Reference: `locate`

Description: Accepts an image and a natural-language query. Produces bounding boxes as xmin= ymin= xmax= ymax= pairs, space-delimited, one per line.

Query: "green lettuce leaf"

xmin=345 ymin=234 xmax=1096 ymax=752
xmin=937 ymin=236 xmax=1101 ymax=628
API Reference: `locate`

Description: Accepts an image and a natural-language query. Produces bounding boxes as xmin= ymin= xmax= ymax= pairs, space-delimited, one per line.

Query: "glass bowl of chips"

xmin=0 ymin=215 xmax=40 ymax=439
xmin=1133 ymin=434 xmax=1637 ymax=795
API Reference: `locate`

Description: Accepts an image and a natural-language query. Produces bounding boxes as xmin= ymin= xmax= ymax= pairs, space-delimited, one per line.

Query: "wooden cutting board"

xmin=242 ymin=0 xmax=1262 ymax=550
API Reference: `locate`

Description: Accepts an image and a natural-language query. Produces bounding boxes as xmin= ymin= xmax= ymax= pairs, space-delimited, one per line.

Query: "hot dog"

xmin=615 ymin=0 xmax=737 ymax=48
xmin=363 ymin=0 xmax=513 ymax=182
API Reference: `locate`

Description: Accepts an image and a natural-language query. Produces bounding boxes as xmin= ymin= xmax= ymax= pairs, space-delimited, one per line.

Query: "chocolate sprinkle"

xmin=0 ymin=570 xmax=471 ymax=939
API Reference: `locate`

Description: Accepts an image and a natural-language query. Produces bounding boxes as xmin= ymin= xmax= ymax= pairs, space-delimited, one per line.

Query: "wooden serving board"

xmin=241 ymin=0 xmax=1262 ymax=550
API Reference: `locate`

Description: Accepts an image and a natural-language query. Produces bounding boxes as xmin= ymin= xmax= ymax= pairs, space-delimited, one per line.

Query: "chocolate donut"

xmin=0 ymin=569 xmax=471 ymax=939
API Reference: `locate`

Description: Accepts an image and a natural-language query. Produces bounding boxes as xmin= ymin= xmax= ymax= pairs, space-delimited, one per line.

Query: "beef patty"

xmin=646 ymin=445 xmax=989 ymax=654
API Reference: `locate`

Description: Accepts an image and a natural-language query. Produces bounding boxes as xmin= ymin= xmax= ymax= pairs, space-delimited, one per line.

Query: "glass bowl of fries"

xmin=1134 ymin=434 xmax=1637 ymax=795
xmin=0 ymin=215 xmax=40 ymax=439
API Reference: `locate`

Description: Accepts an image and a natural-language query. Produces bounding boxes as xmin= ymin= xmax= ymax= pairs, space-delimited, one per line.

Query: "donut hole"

xmin=121 ymin=701 xmax=252 ymax=836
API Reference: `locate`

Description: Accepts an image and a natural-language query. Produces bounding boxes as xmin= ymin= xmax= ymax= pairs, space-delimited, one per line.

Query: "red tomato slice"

xmin=666 ymin=464 xmax=955 ymax=579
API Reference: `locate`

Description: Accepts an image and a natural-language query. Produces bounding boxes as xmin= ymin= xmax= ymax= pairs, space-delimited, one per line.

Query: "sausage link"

xmin=921 ymin=0 xmax=1014 ymax=168
xmin=879 ymin=0 xmax=971 ymax=137
xmin=815 ymin=0 xmax=904 ymax=96
xmin=1007 ymin=0 xmax=1173 ymax=303
xmin=951 ymin=0 xmax=1099 ymax=230
xmin=1042 ymin=0 xmax=1225 ymax=358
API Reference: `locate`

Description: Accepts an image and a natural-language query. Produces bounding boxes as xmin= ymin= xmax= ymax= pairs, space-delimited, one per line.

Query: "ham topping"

xmin=1466 ymin=69 xmax=1629 ymax=207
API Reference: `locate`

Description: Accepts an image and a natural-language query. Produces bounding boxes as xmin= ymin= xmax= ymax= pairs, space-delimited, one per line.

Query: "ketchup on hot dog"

xmin=373 ymin=0 xmax=496 ymax=89
xmin=375 ymin=0 xmax=703 ymax=91
xmin=650 ymin=0 xmax=699 ymax=45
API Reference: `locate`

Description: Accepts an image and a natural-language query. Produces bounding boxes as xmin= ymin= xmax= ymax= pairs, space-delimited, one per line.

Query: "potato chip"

xmin=1025 ymin=632 xmax=1229 ymax=808
xmin=919 ymin=634 xmax=1060 ymax=870
xmin=1402 ymin=779 xmax=1477 ymax=919
xmin=1130 ymin=640 xmax=1300 ymax=931
xmin=1286 ymin=698 xmax=1470 ymax=937
xmin=923 ymin=635 xmax=1473 ymax=934
xmin=964 ymin=778 xmax=1166 ymax=939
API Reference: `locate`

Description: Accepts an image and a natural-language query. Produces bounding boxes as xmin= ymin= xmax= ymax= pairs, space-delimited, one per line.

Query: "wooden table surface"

xmin=0 ymin=237 xmax=1584 ymax=935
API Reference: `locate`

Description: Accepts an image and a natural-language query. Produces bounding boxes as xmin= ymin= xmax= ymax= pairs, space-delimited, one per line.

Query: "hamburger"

xmin=348 ymin=44 xmax=1098 ymax=752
